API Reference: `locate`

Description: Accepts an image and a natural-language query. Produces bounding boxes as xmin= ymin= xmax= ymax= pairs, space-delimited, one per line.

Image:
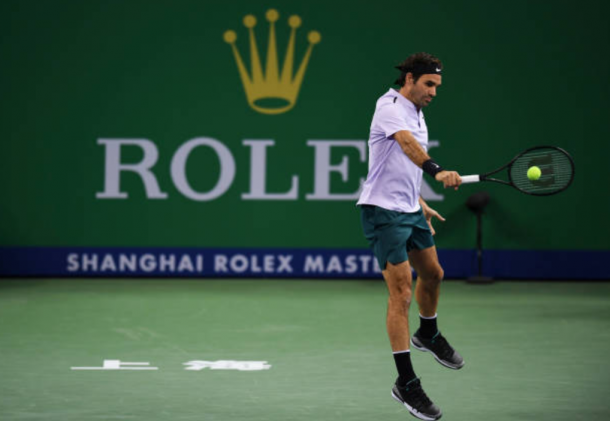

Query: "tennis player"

xmin=357 ymin=52 xmax=463 ymax=420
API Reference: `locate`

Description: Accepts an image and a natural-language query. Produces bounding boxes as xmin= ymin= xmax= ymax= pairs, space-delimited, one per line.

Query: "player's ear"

xmin=405 ymin=72 xmax=415 ymax=85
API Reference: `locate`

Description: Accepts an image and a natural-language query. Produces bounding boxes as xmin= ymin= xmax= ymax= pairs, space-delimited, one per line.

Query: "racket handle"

xmin=461 ymin=175 xmax=480 ymax=184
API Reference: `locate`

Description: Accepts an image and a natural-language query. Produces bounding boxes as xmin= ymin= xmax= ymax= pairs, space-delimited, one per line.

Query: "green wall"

xmin=1 ymin=0 xmax=608 ymax=251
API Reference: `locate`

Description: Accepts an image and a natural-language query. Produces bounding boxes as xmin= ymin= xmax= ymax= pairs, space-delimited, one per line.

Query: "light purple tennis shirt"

xmin=356 ymin=88 xmax=428 ymax=213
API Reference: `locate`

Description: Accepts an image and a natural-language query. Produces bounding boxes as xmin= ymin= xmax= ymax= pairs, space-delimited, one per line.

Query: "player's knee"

xmin=433 ymin=267 xmax=444 ymax=283
xmin=389 ymin=287 xmax=412 ymax=309
xmin=421 ymin=266 xmax=443 ymax=287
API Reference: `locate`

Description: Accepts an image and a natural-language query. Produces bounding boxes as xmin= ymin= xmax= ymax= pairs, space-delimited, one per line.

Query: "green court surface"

xmin=1 ymin=279 xmax=609 ymax=421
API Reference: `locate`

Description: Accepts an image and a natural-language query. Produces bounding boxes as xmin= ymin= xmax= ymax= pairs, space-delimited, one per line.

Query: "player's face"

xmin=410 ymin=74 xmax=442 ymax=108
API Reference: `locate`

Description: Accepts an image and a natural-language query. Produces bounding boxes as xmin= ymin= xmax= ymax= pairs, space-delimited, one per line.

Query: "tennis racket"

xmin=460 ymin=146 xmax=575 ymax=196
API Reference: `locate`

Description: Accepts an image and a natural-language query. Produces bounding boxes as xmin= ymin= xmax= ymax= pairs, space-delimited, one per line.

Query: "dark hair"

xmin=394 ymin=52 xmax=443 ymax=86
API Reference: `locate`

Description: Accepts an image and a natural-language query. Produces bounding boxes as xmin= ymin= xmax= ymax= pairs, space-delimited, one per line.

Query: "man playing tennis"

xmin=357 ymin=52 xmax=463 ymax=420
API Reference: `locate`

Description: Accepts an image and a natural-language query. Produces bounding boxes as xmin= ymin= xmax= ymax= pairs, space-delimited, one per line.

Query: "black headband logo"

xmin=395 ymin=63 xmax=442 ymax=75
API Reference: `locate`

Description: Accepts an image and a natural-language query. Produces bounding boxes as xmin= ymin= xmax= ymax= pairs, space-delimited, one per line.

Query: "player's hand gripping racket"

xmin=460 ymin=146 xmax=575 ymax=196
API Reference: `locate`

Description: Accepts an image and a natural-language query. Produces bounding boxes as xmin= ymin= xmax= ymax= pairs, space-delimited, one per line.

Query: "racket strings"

xmin=509 ymin=148 xmax=574 ymax=195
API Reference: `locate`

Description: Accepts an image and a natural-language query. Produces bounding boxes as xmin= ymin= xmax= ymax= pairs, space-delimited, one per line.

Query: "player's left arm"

xmin=419 ymin=197 xmax=445 ymax=235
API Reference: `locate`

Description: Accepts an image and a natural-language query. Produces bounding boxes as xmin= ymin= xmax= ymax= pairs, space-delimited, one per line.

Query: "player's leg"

xmin=384 ymin=260 xmax=442 ymax=421
xmin=360 ymin=206 xmax=415 ymax=359
xmin=361 ymin=205 xmax=442 ymax=420
xmin=382 ymin=260 xmax=413 ymax=352
xmin=409 ymin=245 xmax=443 ymax=319
xmin=409 ymin=245 xmax=465 ymax=370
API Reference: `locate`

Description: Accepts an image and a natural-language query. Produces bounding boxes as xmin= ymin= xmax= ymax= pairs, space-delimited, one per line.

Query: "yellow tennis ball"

xmin=527 ymin=166 xmax=541 ymax=180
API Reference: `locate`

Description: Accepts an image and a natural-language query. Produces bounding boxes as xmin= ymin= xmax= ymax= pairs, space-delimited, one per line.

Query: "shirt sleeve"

xmin=375 ymin=104 xmax=411 ymax=139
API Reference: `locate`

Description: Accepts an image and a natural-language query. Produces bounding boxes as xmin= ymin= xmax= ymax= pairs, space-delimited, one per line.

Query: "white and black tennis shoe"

xmin=411 ymin=330 xmax=465 ymax=370
xmin=391 ymin=377 xmax=442 ymax=420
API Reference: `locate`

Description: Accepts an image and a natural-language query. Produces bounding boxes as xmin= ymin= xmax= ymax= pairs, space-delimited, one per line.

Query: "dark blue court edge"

xmin=0 ymin=247 xmax=607 ymax=280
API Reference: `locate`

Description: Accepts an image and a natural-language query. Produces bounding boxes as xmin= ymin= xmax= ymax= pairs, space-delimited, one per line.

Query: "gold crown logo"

xmin=223 ymin=9 xmax=321 ymax=115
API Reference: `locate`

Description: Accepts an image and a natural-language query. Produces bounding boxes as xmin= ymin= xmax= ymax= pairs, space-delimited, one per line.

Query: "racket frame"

xmin=462 ymin=145 xmax=575 ymax=196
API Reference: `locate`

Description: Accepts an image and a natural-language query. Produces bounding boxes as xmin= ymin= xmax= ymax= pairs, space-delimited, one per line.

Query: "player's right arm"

xmin=393 ymin=130 xmax=462 ymax=189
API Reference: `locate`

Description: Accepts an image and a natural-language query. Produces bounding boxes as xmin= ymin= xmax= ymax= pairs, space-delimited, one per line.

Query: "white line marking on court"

xmin=71 ymin=359 xmax=159 ymax=370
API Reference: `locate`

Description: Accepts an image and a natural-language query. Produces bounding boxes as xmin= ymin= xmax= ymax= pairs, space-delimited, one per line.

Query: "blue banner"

xmin=0 ymin=247 xmax=607 ymax=279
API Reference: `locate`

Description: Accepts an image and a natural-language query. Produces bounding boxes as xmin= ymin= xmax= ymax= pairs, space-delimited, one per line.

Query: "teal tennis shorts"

xmin=360 ymin=205 xmax=434 ymax=270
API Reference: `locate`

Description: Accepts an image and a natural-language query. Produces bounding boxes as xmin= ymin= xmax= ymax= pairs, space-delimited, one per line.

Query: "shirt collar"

xmin=389 ymin=88 xmax=421 ymax=115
